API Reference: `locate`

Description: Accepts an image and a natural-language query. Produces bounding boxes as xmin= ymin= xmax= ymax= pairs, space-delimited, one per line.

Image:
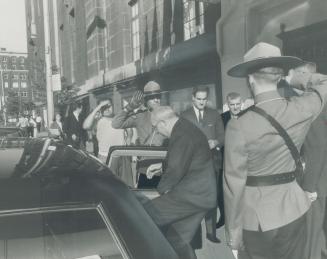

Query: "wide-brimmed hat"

xmin=227 ymin=42 xmax=304 ymax=78
xmin=143 ymin=81 xmax=162 ymax=97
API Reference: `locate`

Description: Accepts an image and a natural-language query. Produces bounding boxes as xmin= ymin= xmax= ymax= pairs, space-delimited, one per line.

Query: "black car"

xmin=0 ymin=138 xmax=179 ymax=259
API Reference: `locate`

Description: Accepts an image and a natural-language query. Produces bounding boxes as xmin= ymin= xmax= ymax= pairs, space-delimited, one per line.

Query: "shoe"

xmin=206 ymin=234 xmax=221 ymax=243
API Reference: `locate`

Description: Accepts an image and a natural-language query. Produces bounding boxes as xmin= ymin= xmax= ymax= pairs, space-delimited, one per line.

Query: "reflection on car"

xmin=0 ymin=138 xmax=179 ymax=259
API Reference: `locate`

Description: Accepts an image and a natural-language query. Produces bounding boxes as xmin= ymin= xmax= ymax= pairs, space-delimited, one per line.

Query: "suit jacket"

xmin=221 ymin=111 xmax=231 ymax=129
xmin=181 ymin=107 xmax=224 ymax=147
xmin=157 ymin=118 xmax=217 ymax=210
xmin=64 ymin=113 xmax=84 ymax=148
xmin=224 ymin=77 xmax=327 ymax=248
xmin=302 ymin=104 xmax=327 ymax=197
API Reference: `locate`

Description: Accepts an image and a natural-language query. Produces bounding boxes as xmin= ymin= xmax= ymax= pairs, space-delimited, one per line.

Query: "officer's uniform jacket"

xmin=112 ymin=109 xmax=165 ymax=146
xmin=223 ymin=74 xmax=327 ymax=248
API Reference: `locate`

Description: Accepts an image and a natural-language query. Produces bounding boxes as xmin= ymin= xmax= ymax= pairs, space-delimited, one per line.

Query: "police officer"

xmin=224 ymin=42 xmax=327 ymax=259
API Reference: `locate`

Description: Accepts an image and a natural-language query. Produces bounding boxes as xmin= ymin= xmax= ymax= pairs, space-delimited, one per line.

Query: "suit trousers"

xmin=241 ymin=213 xmax=307 ymax=259
xmin=305 ymin=197 xmax=326 ymax=259
xmin=135 ymin=191 xmax=206 ymax=259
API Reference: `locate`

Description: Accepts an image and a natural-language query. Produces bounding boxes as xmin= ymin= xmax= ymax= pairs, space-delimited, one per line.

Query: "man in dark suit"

xmin=64 ymin=102 xmax=85 ymax=149
xmin=221 ymin=92 xmax=242 ymax=128
xmin=181 ymin=86 xmax=224 ymax=242
xmin=142 ymin=106 xmax=217 ymax=259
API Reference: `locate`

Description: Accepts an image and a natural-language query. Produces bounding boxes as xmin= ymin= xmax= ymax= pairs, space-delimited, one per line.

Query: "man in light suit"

xmin=142 ymin=106 xmax=217 ymax=259
xmin=181 ymin=86 xmax=225 ymax=243
xmin=224 ymin=42 xmax=327 ymax=259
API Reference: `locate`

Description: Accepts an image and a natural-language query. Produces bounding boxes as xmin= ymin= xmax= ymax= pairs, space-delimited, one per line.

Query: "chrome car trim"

xmin=0 ymin=203 xmax=98 ymax=217
xmin=97 ymin=203 xmax=131 ymax=259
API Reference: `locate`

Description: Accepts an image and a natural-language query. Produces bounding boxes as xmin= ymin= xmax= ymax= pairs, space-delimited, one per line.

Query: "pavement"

xmin=196 ymin=222 xmax=235 ymax=259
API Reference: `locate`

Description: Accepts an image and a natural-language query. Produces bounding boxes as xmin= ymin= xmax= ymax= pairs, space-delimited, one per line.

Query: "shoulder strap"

xmin=249 ymin=106 xmax=304 ymax=172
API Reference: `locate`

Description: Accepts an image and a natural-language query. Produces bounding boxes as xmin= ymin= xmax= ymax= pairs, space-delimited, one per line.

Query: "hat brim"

xmin=144 ymin=90 xmax=167 ymax=97
xmin=227 ymin=56 xmax=304 ymax=78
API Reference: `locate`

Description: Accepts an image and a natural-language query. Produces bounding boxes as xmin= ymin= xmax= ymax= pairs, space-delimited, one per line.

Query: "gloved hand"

xmin=126 ymin=90 xmax=144 ymax=111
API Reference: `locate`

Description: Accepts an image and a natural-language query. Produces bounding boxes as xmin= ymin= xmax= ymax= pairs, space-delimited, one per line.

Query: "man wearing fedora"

xmin=224 ymin=42 xmax=327 ymax=259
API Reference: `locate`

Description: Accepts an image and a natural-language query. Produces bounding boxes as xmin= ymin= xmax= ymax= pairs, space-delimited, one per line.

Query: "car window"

xmin=109 ymin=154 xmax=165 ymax=189
xmin=0 ymin=206 xmax=125 ymax=259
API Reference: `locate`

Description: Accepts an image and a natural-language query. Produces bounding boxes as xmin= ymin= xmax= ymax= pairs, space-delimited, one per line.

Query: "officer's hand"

xmin=126 ymin=90 xmax=144 ymax=111
xmin=146 ymin=163 xmax=162 ymax=179
xmin=305 ymin=191 xmax=318 ymax=202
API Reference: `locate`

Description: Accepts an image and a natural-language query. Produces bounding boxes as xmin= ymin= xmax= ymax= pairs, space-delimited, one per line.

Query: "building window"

xmin=13 ymin=82 xmax=19 ymax=88
xmin=12 ymin=74 xmax=19 ymax=80
xmin=183 ymin=0 xmax=205 ymax=41
xmin=20 ymin=57 xmax=25 ymax=64
xmin=4 ymin=82 xmax=8 ymax=88
xmin=20 ymin=74 xmax=27 ymax=80
xmin=12 ymin=65 xmax=16 ymax=70
xmin=12 ymin=57 xmax=16 ymax=63
xmin=3 ymin=73 xmax=8 ymax=80
xmin=131 ymin=3 xmax=140 ymax=61
xmin=21 ymin=82 xmax=27 ymax=88
xmin=21 ymin=91 xmax=28 ymax=97
xmin=3 ymin=57 xmax=7 ymax=62
xmin=3 ymin=64 xmax=7 ymax=70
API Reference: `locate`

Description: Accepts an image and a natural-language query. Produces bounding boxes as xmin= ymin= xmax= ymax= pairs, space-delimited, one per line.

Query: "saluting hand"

xmin=126 ymin=90 xmax=144 ymax=111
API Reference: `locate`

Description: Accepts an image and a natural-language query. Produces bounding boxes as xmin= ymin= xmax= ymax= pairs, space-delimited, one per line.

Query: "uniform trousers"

xmin=241 ymin=213 xmax=307 ymax=259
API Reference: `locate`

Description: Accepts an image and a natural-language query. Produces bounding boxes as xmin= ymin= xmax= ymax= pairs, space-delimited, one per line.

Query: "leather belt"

xmin=246 ymin=171 xmax=298 ymax=187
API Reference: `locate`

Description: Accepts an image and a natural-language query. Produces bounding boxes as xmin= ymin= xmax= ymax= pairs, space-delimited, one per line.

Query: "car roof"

xmin=0 ymin=139 xmax=179 ymax=259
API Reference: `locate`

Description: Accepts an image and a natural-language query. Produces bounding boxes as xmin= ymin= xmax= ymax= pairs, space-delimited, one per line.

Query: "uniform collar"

xmin=254 ymin=90 xmax=283 ymax=105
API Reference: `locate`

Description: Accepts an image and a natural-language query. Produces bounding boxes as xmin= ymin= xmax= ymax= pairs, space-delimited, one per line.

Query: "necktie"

xmin=198 ymin=111 xmax=204 ymax=126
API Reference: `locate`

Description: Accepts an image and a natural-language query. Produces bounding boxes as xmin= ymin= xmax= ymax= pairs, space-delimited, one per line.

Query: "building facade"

xmin=25 ymin=0 xmax=48 ymax=119
xmin=53 ymin=0 xmax=221 ymax=114
xmin=0 ymin=49 xmax=30 ymax=118
xmin=218 ymin=0 xmax=327 ymax=101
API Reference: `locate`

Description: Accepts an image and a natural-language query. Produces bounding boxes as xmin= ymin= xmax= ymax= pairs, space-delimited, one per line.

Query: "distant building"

xmin=25 ymin=0 xmax=49 ymax=118
xmin=0 ymin=49 xmax=31 ymax=116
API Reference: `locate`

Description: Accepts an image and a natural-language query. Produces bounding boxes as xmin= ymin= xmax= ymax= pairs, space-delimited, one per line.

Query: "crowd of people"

xmin=16 ymin=113 xmax=42 ymax=137
xmin=19 ymin=41 xmax=327 ymax=259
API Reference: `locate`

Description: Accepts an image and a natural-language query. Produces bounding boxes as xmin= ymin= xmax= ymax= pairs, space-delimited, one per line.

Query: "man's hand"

xmin=126 ymin=90 xmax=144 ymax=111
xmin=72 ymin=134 xmax=77 ymax=141
xmin=208 ymin=139 xmax=219 ymax=149
xmin=146 ymin=163 xmax=162 ymax=179
xmin=305 ymin=191 xmax=318 ymax=202
xmin=98 ymin=100 xmax=111 ymax=108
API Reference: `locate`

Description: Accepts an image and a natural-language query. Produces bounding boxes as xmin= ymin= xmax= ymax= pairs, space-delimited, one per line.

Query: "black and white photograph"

xmin=0 ymin=0 xmax=327 ymax=258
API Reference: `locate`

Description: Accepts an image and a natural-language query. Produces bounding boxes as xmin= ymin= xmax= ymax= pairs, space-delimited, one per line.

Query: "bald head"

xmin=151 ymin=106 xmax=178 ymax=137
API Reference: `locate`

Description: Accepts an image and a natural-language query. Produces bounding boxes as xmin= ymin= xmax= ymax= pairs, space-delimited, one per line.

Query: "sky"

xmin=0 ymin=0 xmax=27 ymax=53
